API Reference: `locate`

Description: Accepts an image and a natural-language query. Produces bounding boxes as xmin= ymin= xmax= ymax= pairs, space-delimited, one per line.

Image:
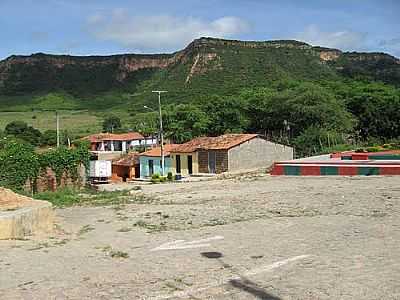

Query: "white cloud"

xmin=379 ymin=38 xmax=400 ymax=57
xmin=87 ymin=9 xmax=250 ymax=51
xmin=295 ymin=25 xmax=367 ymax=51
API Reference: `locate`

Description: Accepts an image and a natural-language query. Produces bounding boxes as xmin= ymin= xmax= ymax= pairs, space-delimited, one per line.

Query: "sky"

xmin=0 ymin=0 xmax=399 ymax=60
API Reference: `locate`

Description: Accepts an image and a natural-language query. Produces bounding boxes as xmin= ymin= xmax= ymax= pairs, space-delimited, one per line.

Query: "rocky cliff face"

xmin=0 ymin=52 xmax=182 ymax=85
xmin=0 ymin=37 xmax=399 ymax=95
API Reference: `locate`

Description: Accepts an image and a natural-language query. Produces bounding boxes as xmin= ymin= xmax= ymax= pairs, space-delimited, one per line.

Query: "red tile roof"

xmin=112 ymin=152 xmax=139 ymax=166
xmin=171 ymin=134 xmax=259 ymax=153
xmin=82 ymin=132 xmax=144 ymax=143
xmin=140 ymin=144 xmax=180 ymax=157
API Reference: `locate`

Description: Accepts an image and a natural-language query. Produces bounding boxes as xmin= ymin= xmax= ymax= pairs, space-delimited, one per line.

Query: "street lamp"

xmin=151 ymin=91 xmax=167 ymax=176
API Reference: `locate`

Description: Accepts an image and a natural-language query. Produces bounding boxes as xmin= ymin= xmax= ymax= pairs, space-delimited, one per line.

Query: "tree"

xmin=164 ymin=104 xmax=210 ymax=143
xmin=199 ymin=96 xmax=249 ymax=136
xmin=102 ymin=116 xmax=122 ymax=133
xmin=4 ymin=121 xmax=42 ymax=146
xmin=293 ymin=126 xmax=346 ymax=157
xmin=41 ymin=130 xmax=57 ymax=146
xmin=130 ymin=112 xmax=158 ymax=137
xmin=336 ymin=82 xmax=400 ymax=140
xmin=243 ymin=82 xmax=354 ymax=139
xmin=5 ymin=121 xmax=28 ymax=135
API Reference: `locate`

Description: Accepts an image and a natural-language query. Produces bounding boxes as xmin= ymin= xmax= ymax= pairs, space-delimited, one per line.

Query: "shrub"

xmin=151 ymin=178 xmax=160 ymax=184
xmin=167 ymin=172 xmax=173 ymax=181
xmin=151 ymin=173 xmax=160 ymax=180
xmin=160 ymin=176 xmax=167 ymax=183
xmin=366 ymin=146 xmax=381 ymax=152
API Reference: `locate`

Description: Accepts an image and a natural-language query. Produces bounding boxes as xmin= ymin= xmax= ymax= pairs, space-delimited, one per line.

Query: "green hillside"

xmin=0 ymin=37 xmax=399 ymax=155
xmin=1 ymin=37 xmax=399 ymax=113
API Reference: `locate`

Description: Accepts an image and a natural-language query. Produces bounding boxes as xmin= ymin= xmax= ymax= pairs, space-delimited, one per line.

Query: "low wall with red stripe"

xmin=271 ymin=162 xmax=400 ymax=176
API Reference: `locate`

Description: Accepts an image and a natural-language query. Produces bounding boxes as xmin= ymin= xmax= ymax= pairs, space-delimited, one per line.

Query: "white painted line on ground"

xmin=149 ymin=255 xmax=310 ymax=300
xmin=150 ymin=235 xmax=224 ymax=251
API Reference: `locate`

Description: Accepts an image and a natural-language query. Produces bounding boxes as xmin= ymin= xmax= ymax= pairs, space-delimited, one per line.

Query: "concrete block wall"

xmin=228 ymin=137 xmax=293 ymax=172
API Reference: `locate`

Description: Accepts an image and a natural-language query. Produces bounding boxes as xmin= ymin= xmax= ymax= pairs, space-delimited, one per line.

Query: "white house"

xmin=82 ymin=132 xmax=157 ymax=153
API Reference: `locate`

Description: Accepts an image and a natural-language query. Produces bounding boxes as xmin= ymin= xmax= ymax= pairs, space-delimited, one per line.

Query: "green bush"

xmin=167 ymin=172 xmax=173 ymax=181
xmin=151 ymin=178 xmax=160 ymax=184
xmin=151 ymin=173 xmax=160 ymax=180
xmin=160 ymin=176 xmax=167 ymax=183
xmin=0 ymin=139 xmax=90 ymax=192
xmin=366 ymin=146 xmax=381 ymax=152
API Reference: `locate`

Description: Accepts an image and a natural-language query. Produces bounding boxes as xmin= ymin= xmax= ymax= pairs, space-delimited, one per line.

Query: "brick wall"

xmin=25 ymin=165 xmax=86 ymax=193
xmin=198 ymin=150 xmax=228 ymax=174
xmin=198 ymin=151 xmax=209 ymax=173
xmin=215 ymin=150 xmax=228 ymax=173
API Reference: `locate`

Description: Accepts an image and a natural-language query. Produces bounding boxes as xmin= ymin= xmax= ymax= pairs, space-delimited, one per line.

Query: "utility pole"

xmin=56 ymin=111 xmax=60 ymax=147
xmin=152 ymin=90 xmax=167 ymax=176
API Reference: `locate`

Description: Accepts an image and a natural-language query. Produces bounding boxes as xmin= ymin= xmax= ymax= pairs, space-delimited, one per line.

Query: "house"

xmin=139 ymin=144 xmax=179 ymax=178
xmin=112 ymin=152 xmax=140 ymax=182
xmin=82 ymin=132 xmax=157 ymax=153
xmin=169 ymin=134 xmax=293 ymax=175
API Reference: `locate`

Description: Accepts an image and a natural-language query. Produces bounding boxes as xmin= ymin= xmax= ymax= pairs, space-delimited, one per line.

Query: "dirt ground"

xmin=1 ymin=175 xmax=400 ymax=299
xmin=0 ymin=187 xmax=38 ymax=211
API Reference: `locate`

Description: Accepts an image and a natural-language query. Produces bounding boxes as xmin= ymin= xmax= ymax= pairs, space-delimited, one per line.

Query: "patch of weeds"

xmin=33 ymin=188 xmax=80 ymax=207
xmin=27 ymin=242 xmax=51 ymax=251
xmin=96 ymin=245 xmax=112 ymax=252
xmin=133 ymin=220 xmax=167 ymax=233
xmin=110 ymin=250 xmax=129 ymax=259
xmin=77 ymin=225 xmax=95 ymax=236
xmin=98 ymin=245 xmax=129 ymax=259
xmin=134 ymin=220 xmax=148 ymax=228
xmin=205 ymin=218 xmax=227 ymax=227
xmin=117 ymin=227 xmax=132 ymax=233
xmin=155 ymin=212 xmax=170 ymax=219
xmin=53 ymin=239 xmax=70 ymax=246
xmin=164 ymin=282 xmax=182 ymax=291
xmin=115 ymin=212 xmax=129 ymax=221
xmin=33 ymin=188 xmax=152 ymax=208
xmin=112 ymin=205 xmax=126 ymax=211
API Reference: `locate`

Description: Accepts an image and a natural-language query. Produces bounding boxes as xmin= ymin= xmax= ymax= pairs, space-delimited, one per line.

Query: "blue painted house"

xmin=139 ymin=145 xmax=178 ymax=178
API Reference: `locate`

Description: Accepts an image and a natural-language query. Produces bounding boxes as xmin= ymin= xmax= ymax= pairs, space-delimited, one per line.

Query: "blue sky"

xmin=1 ymin=0 xmax=399 ymax=59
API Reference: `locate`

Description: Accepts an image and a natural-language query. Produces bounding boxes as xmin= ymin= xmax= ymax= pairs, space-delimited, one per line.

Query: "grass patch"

xmin=110 ymin=250 xmax=129 ymax=259
xmin=98 ymin=245 xmax=129 ymax=259
xmin=133 ymin=219 xmax=167 ymax=233
xmin=117 ymin=227 xmax=132 ymax=232
xmin=33 ymin=187 xmax=152 ymax=207
xmin=0 ymin=110 xmax=101 ymax=137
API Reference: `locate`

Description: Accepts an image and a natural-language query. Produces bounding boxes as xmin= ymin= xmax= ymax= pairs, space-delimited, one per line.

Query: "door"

xmin=188 ymin=155 xmax=193 ymax=175
xmin=176 ymin=155 xmax=181 ymax=174
xmin=99 ymin=162 xmax=108 ymax=177
xmin=208 ymin=151 xmax=216 ymax=174
xmin=148 ymin=160 xmax=154 ymax=176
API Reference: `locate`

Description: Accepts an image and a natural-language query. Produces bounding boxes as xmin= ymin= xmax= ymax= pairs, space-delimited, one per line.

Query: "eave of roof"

xmin=171 ymin=134 xmax=259 ymax=153
xmin=140 ymin=144 xmax=179 ymax=157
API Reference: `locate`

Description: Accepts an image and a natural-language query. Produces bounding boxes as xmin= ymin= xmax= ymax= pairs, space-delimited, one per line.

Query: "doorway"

xmin=188 ymin=155 xmax=193 ymax=175
xmin=176 ymin=155 xmax=181 ymax=174
xmin=148 ymin=160 xmax=154 ymax=176
xmin=208 ymin=151 xmax=216 ymax=173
